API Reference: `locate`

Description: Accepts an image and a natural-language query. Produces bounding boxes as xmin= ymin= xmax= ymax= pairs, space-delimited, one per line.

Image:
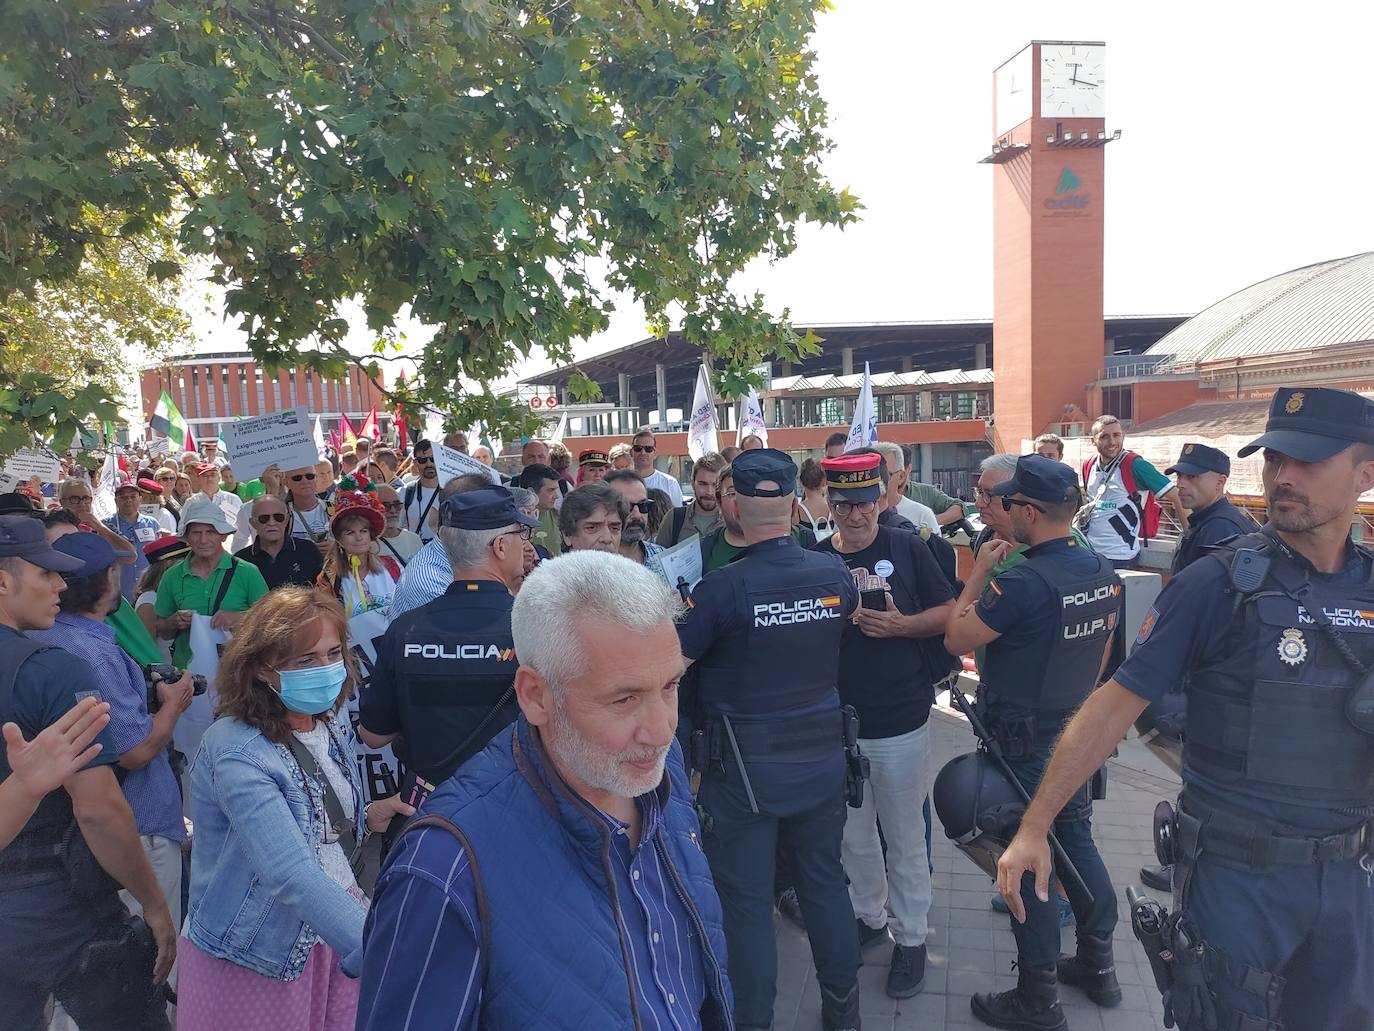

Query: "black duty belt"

xmin=702 ymin=709 xmax=840 ymax=762
xmin=1180 ymin=790 xmax=1370 ymax=869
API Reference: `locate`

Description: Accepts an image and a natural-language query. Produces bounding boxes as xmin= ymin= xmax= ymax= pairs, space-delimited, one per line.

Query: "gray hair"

xmin=506 ymin=485 xmax=537 ymax=516
xmin=438 ymin=523 xmax=512 ymax=570
xmin=57 ymin=477 xmax=89 ymax=499
xmin=871 ymin=440 xmax=906 ymax=472
xmin=557 ymin=482 xmax=627 ymax=539
xmin=512 ymin=551 xmax=685 ymax=692
xmin=979 ymin=453 xmax=1020 ymax=480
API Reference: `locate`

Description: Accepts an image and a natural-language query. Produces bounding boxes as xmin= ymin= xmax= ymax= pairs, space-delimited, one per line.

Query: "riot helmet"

xmin=1132 ymin=691 xmax=1185 ymax=776
xmin=932 ymin=749 xmax=1027 ymax=880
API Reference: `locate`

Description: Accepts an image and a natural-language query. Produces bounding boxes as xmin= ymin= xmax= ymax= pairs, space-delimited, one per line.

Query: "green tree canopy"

xmin=1 ymin=0 xmax=856 ymax=446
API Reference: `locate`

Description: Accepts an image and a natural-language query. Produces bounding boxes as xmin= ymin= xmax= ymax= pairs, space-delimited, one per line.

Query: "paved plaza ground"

xmin=773 ymin=693 xmax=1181 ymax=1031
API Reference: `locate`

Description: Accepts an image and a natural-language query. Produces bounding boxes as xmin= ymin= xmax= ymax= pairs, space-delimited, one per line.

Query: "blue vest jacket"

xmin=418 ymin=717 xmax=734 ymax=1030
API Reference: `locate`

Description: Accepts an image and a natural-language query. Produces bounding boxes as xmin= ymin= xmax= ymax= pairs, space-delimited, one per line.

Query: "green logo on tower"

xmin=1055 ymin=168 xmax=1082 ymax=195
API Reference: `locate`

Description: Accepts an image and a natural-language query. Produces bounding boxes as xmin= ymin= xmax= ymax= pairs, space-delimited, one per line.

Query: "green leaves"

xmin=0 ymin=0 xmax=854 ymax=444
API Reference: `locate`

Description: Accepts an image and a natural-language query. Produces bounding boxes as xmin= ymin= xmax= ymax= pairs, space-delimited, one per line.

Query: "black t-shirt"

xmin=236 ymin=536 xmax=324 ymax=590
xmin=814 ymin=525 xmax=954 ymax=738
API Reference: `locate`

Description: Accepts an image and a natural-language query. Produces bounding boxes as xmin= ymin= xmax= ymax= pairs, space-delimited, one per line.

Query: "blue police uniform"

xmin=1118 ymin=387 xmax=1374 ymax=1031
xmin=358 ymin=488 xmax=535 ymax=808
xmin=0 ymin=517 xmax=168 ymax=1029
xmin=677 ymin=449 xmax=861 ymax=1031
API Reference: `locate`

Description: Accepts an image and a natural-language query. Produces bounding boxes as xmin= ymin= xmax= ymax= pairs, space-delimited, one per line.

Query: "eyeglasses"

xmin=290 ymin=473 xmax=316 ymax=482
xmin=628 ymin=499 xmax=653 ymax=513
xmin=972 ymin=487 xmax=994 ymax=502
xmin=632 ymin=444 xmax=655 ymax=454
xmin=832 ymin=500 xmax=876 ymax=517
xmin=494 ymin=526 xmax=534 ymax=543
xmin=254 ymin=512 xmax=287 ymax=524
xmin=381 ymin=501 xmax=404 ymax=511
xmin=414 ymin=455 xmax=435 ymax=465
xmin=1000 ymin=496 xmax=1046 ymax=513
xmin=64 ymin=495 xmax=93 ymax=504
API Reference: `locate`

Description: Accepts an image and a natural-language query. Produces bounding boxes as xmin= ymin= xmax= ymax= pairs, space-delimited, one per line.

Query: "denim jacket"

xmin=186 ymin=714 xmax=367 ymax=981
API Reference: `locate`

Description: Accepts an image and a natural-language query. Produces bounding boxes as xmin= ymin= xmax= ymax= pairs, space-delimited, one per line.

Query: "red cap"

xmin=136 ymin=476 xmax=164 ymax=493
xmin=196 ymin=463 xmax=217 ymax=475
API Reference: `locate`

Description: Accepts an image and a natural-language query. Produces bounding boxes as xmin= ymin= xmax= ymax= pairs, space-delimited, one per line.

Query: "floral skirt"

xmin=175 ymin=934 xmax=359 ymax=1031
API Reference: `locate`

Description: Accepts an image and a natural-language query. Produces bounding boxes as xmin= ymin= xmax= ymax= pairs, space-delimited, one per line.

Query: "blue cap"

xmin=440 ymin=486 xmax=540 ymax=530
xmin=53 ymin=531 xmax=123 ymax=579
xmin=0 ymin=514 xmax=84 ymax=572
xmin=1165 ymin=443 xmax=1231 ymax=477
xmin=991 ymin=454 xmax=1082 ymax=505
xmin=1237 ymin=386 xmax=1374 ymax=462
xmin=731 ymin=448 xmax=797 ymax=498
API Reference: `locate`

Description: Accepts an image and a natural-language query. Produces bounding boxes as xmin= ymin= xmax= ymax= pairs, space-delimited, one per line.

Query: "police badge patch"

xmin=980 ymin=579 xmax=1002 ymax=610
xmin=1278 ymin=628 xmax=1308 ymax=667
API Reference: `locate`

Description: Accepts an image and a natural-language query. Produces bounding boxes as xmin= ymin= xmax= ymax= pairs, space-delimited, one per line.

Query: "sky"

xmin=181 ymin=0 xmax=1374 ymax=400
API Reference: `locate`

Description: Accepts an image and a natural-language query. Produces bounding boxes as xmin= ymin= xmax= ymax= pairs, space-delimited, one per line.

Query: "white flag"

xmin=313 ymin=414 xmax=326 ymax=458
xmin=549 ymin=410 xmax=569 ymax=445
xmin=737 ymin=387 xmax=769 ymax=447
xmin=845 ymin=362 xmax=878 ymax=452
xmin=92 ymin=449 xmax=120 ymax=522
xmin=686 ymin=364 xmax=719 ymax=461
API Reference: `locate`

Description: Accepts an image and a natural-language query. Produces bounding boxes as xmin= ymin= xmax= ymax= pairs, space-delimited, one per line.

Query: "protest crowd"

xmin=2 ymin=383 xmax=1373 ymax=1031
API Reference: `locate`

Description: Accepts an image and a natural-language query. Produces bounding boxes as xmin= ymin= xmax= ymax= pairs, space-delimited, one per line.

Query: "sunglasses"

xmin=628 ymin=499 xmax=653 ymax=513
xmin=381 ymin=501 xmax=404 ymax=511
xmin=290 ymin=472 xmax=316 ymax=482
xmin=414 ymin=455 xmax=435 ymax=464
xmin=1000 ymin=496 xmax=1046 ymax=513
xmin=254 ymin=512 xmax=287 ymax=524
xmin=632 ymin=444 xmax=655 ymax=453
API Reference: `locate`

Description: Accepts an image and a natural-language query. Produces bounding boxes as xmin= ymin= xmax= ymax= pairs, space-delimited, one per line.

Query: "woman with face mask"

xmin=177 ymin=588 xmax=412 ymax=1031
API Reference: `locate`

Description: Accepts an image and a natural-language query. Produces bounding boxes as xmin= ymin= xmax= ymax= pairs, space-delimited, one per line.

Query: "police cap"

xmin=1238 ymin=386 xmax=1374 ymax=462
xmin=820 ymin=452 xmax=882 ymax=502
xmin=440 ymin=485 xmax=540 ymax=530
xmin=0 ymin=514 xmax=84 ymax=572
xmin=1165 ymin=442 xmax=1230 ymax=477
xmin=732 ymin=448 xmax=796 ymax=498
xmin=990 ymin=454 xmax=1080 ymax=504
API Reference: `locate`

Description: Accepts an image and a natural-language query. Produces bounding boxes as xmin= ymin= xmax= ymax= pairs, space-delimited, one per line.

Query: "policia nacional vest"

xmin=979 ymin=548 xmax=1120 ymax=753
xmin=1186 ymin=531 xmax=1374 ymax=811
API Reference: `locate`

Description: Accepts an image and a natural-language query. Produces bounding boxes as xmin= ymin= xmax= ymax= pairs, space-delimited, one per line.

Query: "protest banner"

xmin=433 ymin=442 xmax=502 ymax=486
xmin=2 ymin=448 xmax=62 ymax=485
xmin=346 ymin=607 xmax=406 ymax=804
xmin=223 ymin=408 xmax=320 ymax=478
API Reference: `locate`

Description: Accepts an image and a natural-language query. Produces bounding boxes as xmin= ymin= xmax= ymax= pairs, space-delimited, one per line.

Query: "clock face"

xmin=995 ymin=45 xmax=1034 ymax=137
xmin=1039 ymin=43 xmax=1105 ymax=118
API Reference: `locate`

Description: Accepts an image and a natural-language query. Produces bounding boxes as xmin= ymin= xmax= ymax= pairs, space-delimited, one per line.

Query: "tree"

xmin=1 ymin=0 xmax=856 ymax=446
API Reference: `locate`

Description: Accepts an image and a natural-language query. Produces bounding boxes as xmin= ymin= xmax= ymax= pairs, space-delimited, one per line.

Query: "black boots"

xmin=1056 ymin=932 xmax=1123 ymax=1007
xmin=970 ymin=964 xmax=1067 ymax=1031
xmin=820 ymin=984 xmax=861 ymax=1031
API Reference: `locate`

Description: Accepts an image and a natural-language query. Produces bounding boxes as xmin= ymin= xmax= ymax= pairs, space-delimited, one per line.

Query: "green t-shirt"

xmin=155 ymin=553 xmax=270 ymax=666
xmin=233 ymin=479 xmax=267 ymax=502
xmin=907 ymin=481 xmax=959 ymax=516
xmin=535 ymin=508 xmax=563 ymax=557
xmin=704 ymin=528 xmax=810 ymax=573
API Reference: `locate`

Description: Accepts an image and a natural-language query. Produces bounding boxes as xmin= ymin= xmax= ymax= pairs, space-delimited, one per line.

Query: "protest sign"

xmin=658 ymin=534 xmax=703 ymax=594
xmin=346 ymin=607 xmax=406 ymax=804
xmin=223 ymin=408 xmax=320 ymax=478
xmin=2 ymin=448 xmax=62 ymax=485
xmin=433 ymin=442 xmax=502 ymax=486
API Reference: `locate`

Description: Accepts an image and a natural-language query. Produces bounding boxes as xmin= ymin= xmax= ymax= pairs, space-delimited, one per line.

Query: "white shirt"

xmin=1082 ymin=455 xmax=1175 ymax=561
xmin=142 ymin=504 xmax=178 ymax=535
xmin=642 ymin=468 xmax=684 ymax=507
xmin=289 ymin=498 xmax=331 ymax=543
xmin=403 ymin=482 xmax=442 ymax=542
xmin=377 ymin=528 xmax=424 ymax=566
xmin=896 ymin=495 xmax=940 ymax=533
xmin=192 ymin=488 xmax=242 ymax=525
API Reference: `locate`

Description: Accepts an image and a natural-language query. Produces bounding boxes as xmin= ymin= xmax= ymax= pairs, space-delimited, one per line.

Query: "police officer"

xmin=1137 ymin=442 xmax=1254 ymax=891
xmin=0 ymin=515 xmax=176 ymax=1028
xmin=677 ymin=448 xmax=863 ymax=1031
xmin=359 ymin=487 xmax=535 ymax=811
xmin=940 ymin=455 xmax=1121 ymax=1030
xmin=999 ymin=385 xmax=1374 ymax=1031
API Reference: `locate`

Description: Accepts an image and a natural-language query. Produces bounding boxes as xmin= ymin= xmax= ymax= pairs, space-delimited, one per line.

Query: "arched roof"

xmin=1145 ymin=252 xmax=1374 ymax=364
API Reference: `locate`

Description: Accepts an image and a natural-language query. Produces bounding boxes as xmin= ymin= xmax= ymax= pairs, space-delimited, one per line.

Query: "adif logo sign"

xmin=753 ymin=596 xmax=843 ymax=628
xmin=1045 ymin=167 xmax=1090 ymax=211
xmin=404 ymin=643 xmax=516 ymax=661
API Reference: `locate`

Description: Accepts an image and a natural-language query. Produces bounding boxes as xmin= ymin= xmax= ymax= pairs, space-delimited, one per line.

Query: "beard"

xmin=621 ymin=520 xmax=647 ymax=545
xmin=547 ymin=698 xmax=669 ymax=800
xmin=1267 ymin=486 xmax=1337 ymax=533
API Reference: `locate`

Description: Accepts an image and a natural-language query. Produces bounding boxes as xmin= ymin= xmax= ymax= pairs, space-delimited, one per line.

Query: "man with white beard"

xmin=604 ymin=469 xmax=669 ymax=585
xmin=356 ymin=552 xmax=733 ymax=1031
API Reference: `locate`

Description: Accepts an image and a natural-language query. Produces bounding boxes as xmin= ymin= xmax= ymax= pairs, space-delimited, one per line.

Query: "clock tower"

xmin=984 ymin=41 xmax=1117 ymax=449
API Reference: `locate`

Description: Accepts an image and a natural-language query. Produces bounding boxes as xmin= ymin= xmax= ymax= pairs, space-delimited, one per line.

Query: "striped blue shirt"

xmin=30 ymin=614 xmax=185 ymax=841
xmin=387 ymin=536 xmax=452 ymax=620
xmin=355 ymin=790 xmax=707 ymax=1031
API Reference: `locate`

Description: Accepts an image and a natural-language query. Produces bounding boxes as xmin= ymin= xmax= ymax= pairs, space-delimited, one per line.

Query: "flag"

xmin=686 ymin=364 xmax=719 ymax=461
xmin=93 ymin=449 xmax=119 ymax=521
xmin=845 ymin=362 xmax=877 ymax=452
xmin=358 ymin=407 xmax=379 ymax=441
xmin=737 ymin=387 xmax=768 ymax=447
xmin=549 ymin=411 xmax=569 ymax=445
xmin=393 ymin=373 xmax=409 ymax=452
xmin=328 ymin=428 xmax=340 ymax=453
xmin=183 ymin=423 xmax=197 ymax=456
xmin=339 ymin=413 xmax=358 ymax=450
xmin=313 ymin=415 xmax=327 ymax=458
xmin=149 ymin=390 xmax=189 ymax=449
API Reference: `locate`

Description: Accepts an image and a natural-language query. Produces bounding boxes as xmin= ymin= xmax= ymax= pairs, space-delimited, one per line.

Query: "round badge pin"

xmin=874 ymin=559 xmax=894 ymax=578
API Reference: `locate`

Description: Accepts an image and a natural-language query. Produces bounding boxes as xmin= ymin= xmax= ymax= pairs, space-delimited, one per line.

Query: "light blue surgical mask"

xmin=274 ymin=660 xmax=347 ymax=715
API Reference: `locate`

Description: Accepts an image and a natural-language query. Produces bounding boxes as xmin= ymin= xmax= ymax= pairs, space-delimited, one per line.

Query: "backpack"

xmin=1082 ymin=451 xmax=1161 ymax=544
